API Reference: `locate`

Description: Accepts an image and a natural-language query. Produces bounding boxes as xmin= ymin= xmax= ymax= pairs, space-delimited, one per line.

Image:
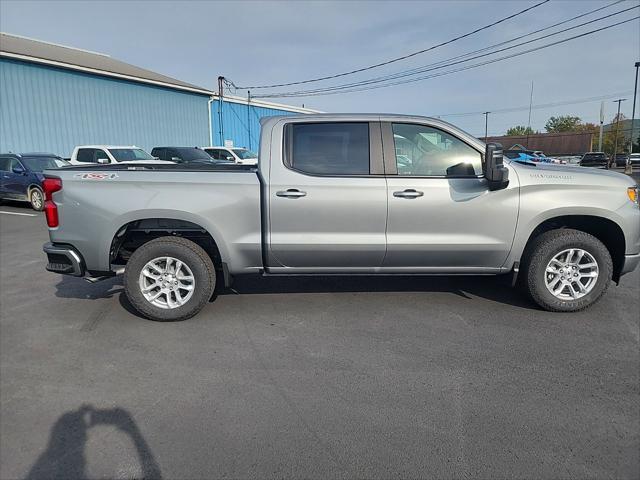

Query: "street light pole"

xmin=612 ymin=98 xmax=626 ymax=168
xmin=483 ymin=111 xmax=490 ymax=142
xmin=598 ymin=101 xmax=604 ymax=152
xmin=625 ymin=62 xmax=639 ymax=174
xmin=630 ymin=62 xmax=640 ymax=150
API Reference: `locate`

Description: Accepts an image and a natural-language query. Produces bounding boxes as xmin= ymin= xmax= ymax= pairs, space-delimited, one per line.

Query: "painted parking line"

xmin=0 ymin=211 xmax=38 ymax=217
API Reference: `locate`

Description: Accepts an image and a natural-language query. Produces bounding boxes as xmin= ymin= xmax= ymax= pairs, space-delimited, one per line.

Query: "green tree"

xmin=598 ymin=115 xmax=629 ymax=154
xmin=545 ymin=115 xmax=582 ymax=133
xmin=575 ymin=122 xmax=599 ymax=151
xmin=506 ymin=125 xmax=536 ymax=135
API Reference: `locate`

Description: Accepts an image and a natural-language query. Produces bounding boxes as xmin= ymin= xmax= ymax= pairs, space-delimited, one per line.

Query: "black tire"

xmin=521 ymin=229 xmax=613 ymax=312
xmin=124 ymin=236 xmax=215 ymax=321
xmin=30 ymin=188 xmax=44 ymax=211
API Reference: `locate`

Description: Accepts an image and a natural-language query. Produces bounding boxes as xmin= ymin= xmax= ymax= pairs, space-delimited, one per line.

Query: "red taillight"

xmin=42 ymin=177 xmax=62 ymax=227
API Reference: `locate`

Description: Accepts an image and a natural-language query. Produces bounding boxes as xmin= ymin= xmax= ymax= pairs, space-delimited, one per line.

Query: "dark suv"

xmin=151 ymin=147 xmax=229 ymax=164
xmin=0 ymin=153 xmax=69 ymax=210
xmin=611 ymin=153 xmax=629 ymax=168
xmin=579 ymin=152 xmax=608 ymax=168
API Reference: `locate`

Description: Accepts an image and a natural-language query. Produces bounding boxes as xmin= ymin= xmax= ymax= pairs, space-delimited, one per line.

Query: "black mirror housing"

xmin=12 ymin=166 xmax=26 ymax=174
xmin=484 ymin=143 xmax=509 ymax=191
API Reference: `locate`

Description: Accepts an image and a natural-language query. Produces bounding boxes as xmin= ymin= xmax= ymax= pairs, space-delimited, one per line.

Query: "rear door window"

xmin=0 ymin=157 xmax=13 ymax=171
xmin=76 ymin=148 xmax=96 ymax=163
xmin=207 ymin=149 xmax=222 ymax=160
xmin=285 ymin=122 xmax=370 ymax=175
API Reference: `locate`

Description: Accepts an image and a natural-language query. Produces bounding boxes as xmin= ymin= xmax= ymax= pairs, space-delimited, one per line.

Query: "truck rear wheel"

xmin=124 ymin=236 xmax=215 ymax=321
xmin=522 ymin=229 xmax=612 ymax=312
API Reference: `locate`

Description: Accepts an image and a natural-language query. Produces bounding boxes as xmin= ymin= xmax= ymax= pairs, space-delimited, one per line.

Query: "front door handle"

xmin=393 ymin=189 xmax=424 ymax=199
xmin=276 ymin=189 xmax=307 ymax=198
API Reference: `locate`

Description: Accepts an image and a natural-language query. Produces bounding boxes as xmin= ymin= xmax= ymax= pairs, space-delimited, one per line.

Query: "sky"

xmin=0 ymin=0 xmax=638 ymax=136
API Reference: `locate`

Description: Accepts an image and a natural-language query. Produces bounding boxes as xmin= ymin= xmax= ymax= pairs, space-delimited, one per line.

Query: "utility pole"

xmin=247 ymin=90 xmax=251 ymax=151
xmin=628 ymin=61 xmax=640 ymax=174
xmin=483 ymin=112 xmax=490 ymax=142
xmin=612 ymin=98 xmax=626 ymax=168
xmin=598 ymin=101 xmax=605 ymax=152
xmin=218 ymin=76 xmax=225 ymax=146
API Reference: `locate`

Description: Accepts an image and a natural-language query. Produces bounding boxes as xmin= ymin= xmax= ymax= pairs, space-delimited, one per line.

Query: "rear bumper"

xmin=621 ymin=252 xmax=640 ymax=276
xmin=43 ymin=242 xmax=85 ymax=276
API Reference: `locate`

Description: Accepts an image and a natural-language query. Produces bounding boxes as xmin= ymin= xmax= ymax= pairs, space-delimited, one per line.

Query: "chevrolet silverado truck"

xmin=42 ymin=114 xmax=640 ymax=321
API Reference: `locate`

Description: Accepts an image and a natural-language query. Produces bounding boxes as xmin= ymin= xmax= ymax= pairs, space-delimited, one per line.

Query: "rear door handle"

xmin=276 ymin=189 xmax=307 ymax=198
xmin=393 ymin=189 xmax=424 ymax=199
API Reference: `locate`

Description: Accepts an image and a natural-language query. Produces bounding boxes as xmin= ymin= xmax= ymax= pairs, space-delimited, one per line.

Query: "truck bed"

xmin=44 ymin=164 xmax=263 ymax=274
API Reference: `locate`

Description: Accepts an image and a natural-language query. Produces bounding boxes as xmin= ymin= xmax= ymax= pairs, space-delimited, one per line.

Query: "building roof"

xmin=0 ymin=32 xmax=322 ymax=114
xmin=0 ymin=32 xmax=212 ymax=95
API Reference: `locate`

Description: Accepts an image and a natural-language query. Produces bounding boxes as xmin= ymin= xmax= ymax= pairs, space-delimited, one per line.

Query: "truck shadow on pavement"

xmin=225 ymin=274 xmax=537 ymax=309
xmin=55 ymin=273 xmax=538 ymax=320
xmin=25 ymin=405 xmax=162 ymax=480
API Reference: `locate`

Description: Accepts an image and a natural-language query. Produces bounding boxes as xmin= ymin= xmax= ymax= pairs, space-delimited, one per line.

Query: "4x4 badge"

xmin=73 ymin=172 xmax=119 ymax=180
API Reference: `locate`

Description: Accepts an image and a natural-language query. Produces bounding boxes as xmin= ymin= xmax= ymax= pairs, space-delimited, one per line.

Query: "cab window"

xmin=285 ymin=122 xmax=370 ymax=175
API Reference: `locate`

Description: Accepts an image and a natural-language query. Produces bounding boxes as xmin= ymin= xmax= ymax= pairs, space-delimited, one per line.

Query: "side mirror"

xmin=226 ymin=156 xmax=234 ymax=161
xmin=97 ymin=158 xmax=110 ymax=164
xmin=171 ymin=156 xmax=182 ymax=162
xmin=484 ymin=143 xmax=509 ymax=191
xmin=12 ymin=165 xmax=26 ymax=174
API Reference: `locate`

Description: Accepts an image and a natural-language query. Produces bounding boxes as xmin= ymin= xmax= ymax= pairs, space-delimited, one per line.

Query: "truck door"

xmin=267 ymin=121 xmax=387 ymax=270
xmin=382 ymin=121 xmax=519 ymax=270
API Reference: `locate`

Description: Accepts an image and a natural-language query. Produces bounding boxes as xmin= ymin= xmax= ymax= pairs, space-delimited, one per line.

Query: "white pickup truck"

xmin=68 ymin=145 xmax=162 ymax=165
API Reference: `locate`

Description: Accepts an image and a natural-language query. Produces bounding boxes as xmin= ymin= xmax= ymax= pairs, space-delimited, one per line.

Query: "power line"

xmin=435 ymin=91 xmax=635 ymax=118
xmin=254 ymin=7 xmax=639 ymax=98
xmin=255 ymin=15 xmax=639 ymax=98
xmin=362 ymin=0 xmax=625 ymax=84
xmin=278 ymin=1 xmax=632 ymax=96
xmin=234 ymin=0 xmax=552 ymax=90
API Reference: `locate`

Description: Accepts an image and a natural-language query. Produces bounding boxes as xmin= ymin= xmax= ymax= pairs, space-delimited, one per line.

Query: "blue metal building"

xmin=0 ymin=32 xmax=316 ymax=156
xmin=210 ymin=97 xmax=315 ymax=152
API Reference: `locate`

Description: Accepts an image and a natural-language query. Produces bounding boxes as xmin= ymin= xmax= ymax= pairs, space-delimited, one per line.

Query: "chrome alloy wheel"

xmin=138 ymin=256 xmax=195 ymax=309
xmin=31 ymin=189 xmax=43 ymax=210
xmin=544 ymin=248 xmax=599 ymax=301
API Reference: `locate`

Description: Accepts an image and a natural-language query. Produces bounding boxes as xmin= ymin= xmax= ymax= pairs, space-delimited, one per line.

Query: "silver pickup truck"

xmin=42 ymin=114 xmax=640 ymax=321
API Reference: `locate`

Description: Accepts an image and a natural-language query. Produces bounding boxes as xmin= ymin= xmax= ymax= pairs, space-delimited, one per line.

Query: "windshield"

xmin=21 ymin=157 xmax=69 ymax=172
xmin=108 ymin=148 xmax=154 ymax=161
xmin=174 ymin=148 xmax=214 ymax=161
xmin=232 ymin=149 xmax=258 ymax=160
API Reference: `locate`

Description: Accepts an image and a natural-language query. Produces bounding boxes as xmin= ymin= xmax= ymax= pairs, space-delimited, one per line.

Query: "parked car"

xmin=42 ymin=114 xmax=639 ymax=321
xmin=203 ymin=147 xmax=258 ymax=165
xmin=0 ymin=153 xmax=69 ymax=210
xmin=580 ymin=152 xmax=608 ymax=168
xmin=556 ymin=155 xmax=582 ymax=165
xmin=151 ymin=147 xmax=232 ymax=165
xmin=504 ymin=150 xmax=538 ymax=162
xmin=629 ymin=153 xmax=640 ymax=166
xmin=532 ymin=151 xmax=565 ymax=164
xmin=611 ymin=153 xmax=630 ymax=168
xmin=68 ymin=145 xmax=161 ymax=165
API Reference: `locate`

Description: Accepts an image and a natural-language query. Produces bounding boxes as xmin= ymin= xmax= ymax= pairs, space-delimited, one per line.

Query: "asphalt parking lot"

xmin=1 ymin=195 xmax=639 ymax=479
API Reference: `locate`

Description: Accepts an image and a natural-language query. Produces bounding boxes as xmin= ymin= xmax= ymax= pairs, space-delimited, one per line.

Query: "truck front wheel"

xmin=522 ymin=229 xmax=613 ymax=312
xmin=124 ymin=236 xmax=216 ymax=321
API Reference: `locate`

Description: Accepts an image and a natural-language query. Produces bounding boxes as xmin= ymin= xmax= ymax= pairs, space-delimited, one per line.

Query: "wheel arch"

xmin=521 ymin=214 xmax=626 ymax=282
xmin=109 ymin=217 xmax=230 ymax=285
xmin=27 ymin=183 xmax=43 ymax=194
